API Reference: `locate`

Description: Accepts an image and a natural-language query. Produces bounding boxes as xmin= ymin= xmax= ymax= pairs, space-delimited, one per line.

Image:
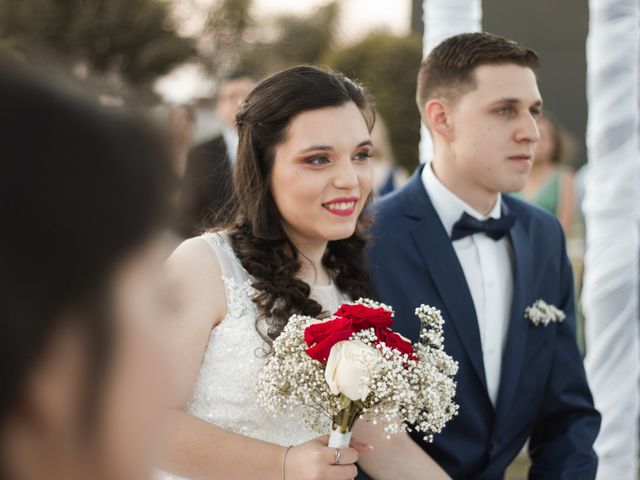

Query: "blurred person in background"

xmin=177 ymin=71 xmax=257 ymax=237
xmin=0 ymin=59 xmax=175 ymax=480
xmin=574 ymin=162 xmax=589 ymax=224
xmin=370 ymin=115 xmax=409 ymax=197
xmin=149 ymin=103 xmax=195 ymax=248
xmin=167 ymin=104 xmax=195 ymax=179
xmin=515 ymin=113 xmax=577 ymax=232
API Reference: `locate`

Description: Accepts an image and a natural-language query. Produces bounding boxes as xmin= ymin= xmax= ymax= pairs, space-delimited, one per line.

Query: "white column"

xmin=419 ymin=0 xmax=482 ymax=164
xmin=583 ymin=0 xmax=640 ymax=478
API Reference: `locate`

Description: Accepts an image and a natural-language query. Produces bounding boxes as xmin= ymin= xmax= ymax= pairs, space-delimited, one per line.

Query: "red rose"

xmin=375 ymin=327 xmax=417 ymax=361
xmin=305 ymin=304 xmax=396 ymax=363
xmin=304 ymin=317 xmax=354 ymax=363
xmin=334 ymin=304 xmax=393 ymax=329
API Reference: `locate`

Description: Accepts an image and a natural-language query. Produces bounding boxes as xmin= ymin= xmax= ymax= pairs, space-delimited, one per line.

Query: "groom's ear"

xmin=424 ymin=99 xmax=454 ymax=143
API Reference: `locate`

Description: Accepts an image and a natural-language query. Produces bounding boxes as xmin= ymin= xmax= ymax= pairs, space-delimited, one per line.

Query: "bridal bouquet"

xmin=256 ymin=298 xmax=459 ymax=448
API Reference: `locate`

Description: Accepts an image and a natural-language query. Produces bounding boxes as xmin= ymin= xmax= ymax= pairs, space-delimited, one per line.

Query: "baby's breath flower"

xmin=525 ymin=299 xmax=566 ymax=327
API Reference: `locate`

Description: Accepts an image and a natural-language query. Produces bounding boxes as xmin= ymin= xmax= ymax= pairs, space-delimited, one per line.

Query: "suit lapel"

xmin=494 ymin=199 xmax=532 ymax=423
xmin=402 ymin=168 xmax=489 ymax=395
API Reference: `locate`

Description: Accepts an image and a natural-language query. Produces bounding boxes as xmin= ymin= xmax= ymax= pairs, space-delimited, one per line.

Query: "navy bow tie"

xmin=451 ymin=212 xmax=516 ymax=241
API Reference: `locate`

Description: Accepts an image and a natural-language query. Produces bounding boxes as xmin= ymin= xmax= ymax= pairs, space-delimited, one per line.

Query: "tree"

xmin=240 ymin=2 xmax=340 ymax=75
xmin=324 ymin=33 xmax=423 ymax=172
xmin=196 ymin=0 xmax=254 ymax=73
xmin=0 ymin=0 xmax=195 ymax=87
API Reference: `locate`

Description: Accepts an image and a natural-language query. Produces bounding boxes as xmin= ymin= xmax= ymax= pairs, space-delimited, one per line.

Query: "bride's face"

xmin=270 ymin=101 xmax=373 ymax=246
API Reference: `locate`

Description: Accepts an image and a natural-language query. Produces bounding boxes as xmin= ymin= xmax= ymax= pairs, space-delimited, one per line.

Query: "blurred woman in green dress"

xmin=515 ymin=113 xmax=576 ymax=232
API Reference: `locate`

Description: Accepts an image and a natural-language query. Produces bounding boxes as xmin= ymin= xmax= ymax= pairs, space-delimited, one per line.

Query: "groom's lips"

xmin=508 ymin=154 xmax=532 ymax=162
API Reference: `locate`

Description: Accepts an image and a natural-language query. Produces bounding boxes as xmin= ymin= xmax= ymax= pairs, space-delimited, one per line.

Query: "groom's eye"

xmin=497 ymin=105 xmax=516 ymax=116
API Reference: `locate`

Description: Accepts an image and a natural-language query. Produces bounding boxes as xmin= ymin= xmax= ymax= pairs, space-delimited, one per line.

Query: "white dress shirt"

xmin=222 ymin=125 xmax=238 ymax=163
xmin=422 ymin=164 xmax=514 ymax=406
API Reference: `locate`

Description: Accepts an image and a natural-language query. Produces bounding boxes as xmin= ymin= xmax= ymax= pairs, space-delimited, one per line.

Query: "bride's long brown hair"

xmin=212 ymin=65 xmax=375 ymax=349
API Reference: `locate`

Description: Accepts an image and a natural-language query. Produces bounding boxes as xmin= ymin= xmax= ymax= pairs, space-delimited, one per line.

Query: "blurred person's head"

xmin=417 ymin=32 xmax=542 ymax=208
xmin=0 ymin=60 xmax=174 ymax=480
xmin=224 ymin=65 xmax=375 ymax=347
xmin=370 ymin=114 xmax=396 ymax=167
xmin=368 ymin=115 xmax=405 ymax=194
xmin=534 ymin=113 xmax=575 ymax=167
xmin=214 ymin=71 xmax=257 ymax=130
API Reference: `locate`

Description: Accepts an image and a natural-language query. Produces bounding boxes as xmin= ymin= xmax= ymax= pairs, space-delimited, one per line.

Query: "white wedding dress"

xmin=160 ymin=232 xmax=348 ymax=480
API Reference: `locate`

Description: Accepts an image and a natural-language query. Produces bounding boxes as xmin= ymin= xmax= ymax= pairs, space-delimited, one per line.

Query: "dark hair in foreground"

xmin=215 ymin=65 xmax=375 ymax=350
xmin=0 ymin=60 xmax=172 ymax=434
xmin=416 ymin=32 xmax=540 ymax=110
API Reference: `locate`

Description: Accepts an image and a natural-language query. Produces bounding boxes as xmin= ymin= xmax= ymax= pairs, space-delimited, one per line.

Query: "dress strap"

xmin=199 ymin=231 xmax=248 ymax=281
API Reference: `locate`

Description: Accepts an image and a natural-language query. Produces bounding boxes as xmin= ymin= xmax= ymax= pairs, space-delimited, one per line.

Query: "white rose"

xmin=325 ymin=340 xmax=381 ymax=401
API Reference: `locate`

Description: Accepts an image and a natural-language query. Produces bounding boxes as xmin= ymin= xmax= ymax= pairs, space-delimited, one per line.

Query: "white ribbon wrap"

xmin=328 ymin=427 xmax=352 ymax=449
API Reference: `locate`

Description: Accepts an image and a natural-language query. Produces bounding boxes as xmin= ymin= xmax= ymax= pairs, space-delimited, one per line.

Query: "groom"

xmin=361 ymin=33 xmax=600 ymax=479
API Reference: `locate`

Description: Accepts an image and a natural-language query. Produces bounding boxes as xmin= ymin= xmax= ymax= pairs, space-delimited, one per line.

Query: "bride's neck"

xmin=285 ymin=232 xmax=331 ymax=286
xmin=297 ymin=256 xmax=331 ymax=286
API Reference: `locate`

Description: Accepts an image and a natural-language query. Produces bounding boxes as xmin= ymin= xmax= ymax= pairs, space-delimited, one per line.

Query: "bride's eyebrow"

xmin=298 ymin=145 xmax=334 ymax=154
xmin=297 ymin=139 xmax=372 ymax=154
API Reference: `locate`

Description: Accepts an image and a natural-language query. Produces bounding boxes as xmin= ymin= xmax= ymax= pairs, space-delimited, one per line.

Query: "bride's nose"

xmin=332 ymin=158 xmax=359 ymax=190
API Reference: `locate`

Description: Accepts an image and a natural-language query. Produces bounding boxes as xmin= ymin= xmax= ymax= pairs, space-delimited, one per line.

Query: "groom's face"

xmin=447 ymin=64 xmax=543 ymax=195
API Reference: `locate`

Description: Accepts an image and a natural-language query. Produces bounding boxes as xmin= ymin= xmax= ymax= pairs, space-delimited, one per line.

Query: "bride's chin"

xmin=322 ymin=226 xmax=358 ymax=242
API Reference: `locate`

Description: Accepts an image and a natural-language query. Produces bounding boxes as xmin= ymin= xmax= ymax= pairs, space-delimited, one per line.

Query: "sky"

xmin=251 ymin=0 xmax=411 ymax=43
xmin=155 ymin=0 xmax=411 ymax=102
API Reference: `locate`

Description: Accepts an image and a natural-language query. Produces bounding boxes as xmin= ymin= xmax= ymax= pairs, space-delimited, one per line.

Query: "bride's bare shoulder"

xmin=164 ymin=235 xmax=227 ymax=325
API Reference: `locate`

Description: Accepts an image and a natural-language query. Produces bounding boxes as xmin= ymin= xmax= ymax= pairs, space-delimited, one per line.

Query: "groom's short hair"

xmin=416 ymin=32 xmax=540 ymax=112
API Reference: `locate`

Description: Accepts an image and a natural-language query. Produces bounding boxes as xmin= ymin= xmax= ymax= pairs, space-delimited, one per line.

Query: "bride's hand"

xmin=284 ymin=435 xmax=371 ymax=480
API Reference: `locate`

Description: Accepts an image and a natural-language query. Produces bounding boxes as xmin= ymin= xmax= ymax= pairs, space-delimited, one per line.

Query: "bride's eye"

xmin=353 ymin=150 xmax=372 ymax=162
xmin=305 ymin=155 xmax=330 ymax=165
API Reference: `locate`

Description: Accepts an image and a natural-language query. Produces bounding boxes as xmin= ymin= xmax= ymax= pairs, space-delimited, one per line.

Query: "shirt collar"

xmin=421 ymin=162 xmax=502 ymax=237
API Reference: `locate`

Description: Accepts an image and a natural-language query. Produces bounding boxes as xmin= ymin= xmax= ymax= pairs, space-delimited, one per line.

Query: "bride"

xmin=158 ymin=66 xmax=450 ymax=480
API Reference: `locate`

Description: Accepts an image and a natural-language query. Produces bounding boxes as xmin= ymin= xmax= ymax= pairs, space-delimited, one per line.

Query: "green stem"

xmin=340 ymin=401 xmax=351 ymax=433
xmin=333 ymin=396 xmax=365 ymax=434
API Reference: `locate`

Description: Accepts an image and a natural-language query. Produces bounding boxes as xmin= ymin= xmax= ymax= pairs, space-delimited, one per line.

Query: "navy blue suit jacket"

xmin=359 ymin=166 xmax=600 ymax=480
